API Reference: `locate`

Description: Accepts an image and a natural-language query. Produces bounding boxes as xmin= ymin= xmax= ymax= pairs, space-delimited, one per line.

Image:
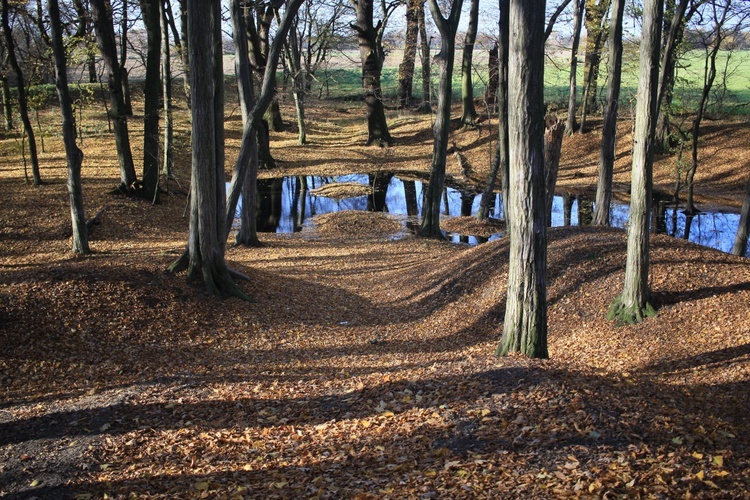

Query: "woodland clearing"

xmin=0 ymin=99 xmax=749 ymax=498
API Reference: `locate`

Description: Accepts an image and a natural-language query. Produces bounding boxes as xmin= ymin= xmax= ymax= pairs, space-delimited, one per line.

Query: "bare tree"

xmin=564 ymin=0 xmax=585 ymax=135
xmin=580 ymin=0 xmax=610 ymax=132
xmin=459 ymin=0 xmax=479 ymax=127
xmin=497 ymin=0 xmax=548 ymax=358
xmin=419 ymin=0 xmax=464 ymax=237
xmin=139 ymin=0 xmax=161 ymax=202
xmin=398 ymin=0 xmax=420 ymax=108
xmin=607 ymin=0 xmax=662 ymax=325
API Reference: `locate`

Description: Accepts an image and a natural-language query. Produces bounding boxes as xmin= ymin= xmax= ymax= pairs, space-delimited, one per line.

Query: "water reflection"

xmin=229 ymin=175 xmax=748 ymax=257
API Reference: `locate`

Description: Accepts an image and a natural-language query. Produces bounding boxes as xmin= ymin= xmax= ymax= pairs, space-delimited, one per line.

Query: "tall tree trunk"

xmin=177 ymin=0 xmax=190 ymax=108
xmin=352 ymin=0 xmax=393 ymax=145
xmin=732 ymin=174 xmax=750 ymax=256
xmin=544 ymin=116 xmax=565 ymax=226
xmin=498 ymin=0 xmax=548 ymax=359
xmin=592 ymin=0 xmax=624 ymax=226
xmin=607 ymin=0 xmax=662 ymax=326
xmin=120 ymin=0 xmax=133 ymax=115
xmin=160 ymin=0 xmax=173 ymax=179
xmin=1 ymin=63 xmax=12 ymax=130
xmin=49 ymin=0 xmax=89 ymax=254
xmin=419 ymin=0 xmax=464 ymax=238
xmin=459 ymin=0 xmax=479 ymax=127
xmin=90 ymin=0 xmax=138 ymax=192
xmin=581 ymin=0 xmax=610 ymax=118
xmin=565 ymin=0 xmax=585 ymax=135
xmin=477 ymin=0 xmax=509 ymax=221
xmin=398 ymin=0 xmax=420 ymax=108
xmin=140 ymin=0 xmax=161 ymax=202
xmin=169 ymin=0 xmax=247 ymax=300
xmin=2 ymin=0 xmax=41 ymax=186
xmin=417 ymin=0 xmax=431 ymax=113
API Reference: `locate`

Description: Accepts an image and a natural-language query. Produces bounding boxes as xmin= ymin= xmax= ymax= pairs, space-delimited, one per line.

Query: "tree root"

xmin=607 ymin=294 xmax=657 ymax=326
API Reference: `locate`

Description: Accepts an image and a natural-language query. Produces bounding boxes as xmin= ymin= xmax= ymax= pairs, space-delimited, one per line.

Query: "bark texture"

xmin=544 ymin=115 xmax=565 ymax=226
xmin=140 ymin=0 xmax=161 ymax=202
xmin=459 ymin=0 xmax=479 ymax=127
xmin=398 ymin=0 xmax=420 ymax=108
xmin=564 ymin=0 xmax=585 ymax=135
xmin=732 ymin=174 xmax=750 ymax=256
xmin=497 ymin=0 xmax=548 ymax=359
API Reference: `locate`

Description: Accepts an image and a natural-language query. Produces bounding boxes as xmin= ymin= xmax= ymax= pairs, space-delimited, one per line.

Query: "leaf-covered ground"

xmin=1 ymin=100 xmax=749 ymax=498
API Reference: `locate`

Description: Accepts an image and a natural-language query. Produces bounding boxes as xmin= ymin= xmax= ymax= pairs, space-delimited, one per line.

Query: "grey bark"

xmin=608 ymin=0 xmax=662 ymax=325
xmin=544 ymin=115 xmax=565 ymax=226
xmin=477 ymin=0 xmax=509 ymax=222
xmin=419 ymin=0 xmax=464 ymax=237
xmin=140 ymin=0 xmax=161 ymax=202
xmin=160 ymin=0 xmax=173 ymax=179
xmin=90 ymin=0 xmax=138 ymax=192
xmin=49 ymin=0 xmax=89 ymax=254
xmin=2 ymin=0 xmax=41 ymax=186
xmin=1 ymin=59 xmax=11 ymax=130
xmin=497 ymin=0 xmax=548 ymax=359
xmin=398 ymin=0 xmax=420 ymax=108
xmin=581 ymin=0 xmax=610 ymax=118
xmin=732 ymin=174 xmax=750 ymax=256
xmin=120 ymin=0 xmax=133 ymax=115
xmin=564 ymin=0 xmax=585 ymax=135
xmin=592 ymin=0 xmax=624 ymax=226
xmin=459 ymin=0 xmax=479 ymax=127
xmin=417 ymin=0 xmax=431 ymax=113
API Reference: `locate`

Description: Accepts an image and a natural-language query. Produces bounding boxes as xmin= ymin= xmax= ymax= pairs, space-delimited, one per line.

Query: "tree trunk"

xmin=120 ymin=0 xmax=133 ymax=115
xmin=353 ymin=0 xmax=393 ymax=146
xmin=160 ymin=0 xmax=173 ymax=179
xmin=732 ymin=174 xmax=750 ymax=256
xmin=477 ymin=0 xmax=509 ymax=222
xmin=459 ymin=0 xmax=479 ymax=127
xmin=140 ymin=0 xmax=161 ymax=203
xmin=90 ymin=0 xmax=138 ymax=192
xmin=544 ymin=115 xmax=565 ymax=226
xmin=49 ymin=0 xmax=89 ymax=254
xmin=2 ymin=0 xmax=41 ymax=186
xmin=592 ymin=0 xmax=624 ymax=226
xmin=498 ymin=0 xmax=548 ymax=359
xmin=398 ymin=0 xmax=420 ymax=108
xmin=1 ymin=64 xmax=12 ymax=130
xmin=581 ymin=0 xmax=610 ymax=116
xmin=177 ymin=0 xmax=190 ymax=108
xmin=565 ymin=0 xmax=585 ymax=135
xmin=419 ymin=0 xmax=463 ymax=238
xmin=607 ymin=0 xmax=662 ymax=326
xmin=169 ymin=0 xmax=247 ymax=300
xmin=417 ymin=0 xmax=431 ymax=113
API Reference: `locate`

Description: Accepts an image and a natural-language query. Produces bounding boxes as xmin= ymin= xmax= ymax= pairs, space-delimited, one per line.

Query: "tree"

xmin=1 ymin=51 xmax=12 ymax=130
xmin=119 ymin=0 xmax=134 ymax=114
xmin=416 ymin=0 xmax=431 ymax=113
xmin=564 ymin=0 xmax=585 ymax=135
xmin=279 ymin=4 xmax=307 ymax=145
xmin=459 ymin=0 xmax=479 ymax=127
xmin=497 ymin=0 xmax=548 ymax=358
xmin=419 ymin=0 xmax=464 ymax=237
xmin=580 ymin=0 xmax=610 ymax=132
xmin=607 ymin=0 xmax=662 ymax=325
xmin=732 ymin=174 xmax=750 ymax=256
xmin=2 ymin=0 xmax=41 ymax=186
xmin=351 ymin=0 xmax=395 ymax=146
xmin=48 ymin=0 xmax=89 ymax=254
xmin=139 ymin=0 xmax=161 ymax=202
xmin=168 ymin=0 xmax=247 ymax=300
xmin=90 ymin=0 xmax=138 ymax=193
xmin=160 ymin=0 xmax=173 ymax=179
xmin=398 ymin=0 xmax=420 ymax=108
xmin=477 ymin=0 xmax=509 ymax=222
xmin=592 ymin=0 xmax=625 ymax=226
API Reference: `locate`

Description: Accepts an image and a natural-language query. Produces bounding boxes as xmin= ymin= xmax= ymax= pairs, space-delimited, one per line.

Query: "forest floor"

xmin=1 ymin=99 xmax=749 ymax=498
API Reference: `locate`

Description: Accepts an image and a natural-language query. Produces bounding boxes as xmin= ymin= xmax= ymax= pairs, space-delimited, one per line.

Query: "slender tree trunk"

xmin=607 ymin=0 xmax=662 ymax=326
xmin=592 ymin=0 xmax=624 ymax=226
xmin=120 ymin=0 xmax=133 ymax=115
xmin=398 ymin=0 xmax=420 ymax=108
xmin=732 ymin=174 xmax=750 ymax=256
xmin=581 ymin=0 xmax=610 ymax=116
xmin=160 ymin=0 xmax=173 ymax=179
xmin=177 ymin=0 xmax=190 ymax=108
xmin=48 ymin=0 xmax=89 ymax=254
xmin=140 ymin=0 xmax=161 ymax=202
xmin=1 ymin=64 xmax=12 ymax=130
xmin=459 ymin=0 xmax=479 ymax=127
xmin=565 ymin=0 xmax=585 ymax=135
xmin=477 ymin=0 xmax=509 ymax=221
xmin=498 ymin=0 xmax=548 ymax=359
xmin=2 ymin=0 xmax=41 ymax=186
xmin=90 ymin=0 xmax=138 ymax=192
xmin=417 ymin=0 xmax=431 ymax=113
xmin=544 ymin=116 xmax=565 ymax=226
xmin=419 ymin=0 xmax=464 ymax=238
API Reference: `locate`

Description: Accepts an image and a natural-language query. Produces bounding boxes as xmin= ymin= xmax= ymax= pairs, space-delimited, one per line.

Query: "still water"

xmin=230 ymin=174 xmax=748 ymax=257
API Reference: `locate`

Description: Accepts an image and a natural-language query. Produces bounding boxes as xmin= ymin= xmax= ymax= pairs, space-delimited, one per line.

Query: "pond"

xmin=229 ymin=174 xmax=749 ymax=257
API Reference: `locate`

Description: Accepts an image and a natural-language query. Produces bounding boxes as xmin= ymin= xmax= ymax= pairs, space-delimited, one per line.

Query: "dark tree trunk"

xmin=565 ymin=0 xmax=585 ymax=135
xmin=169 ymin=0 xmax=247 ymax=300
xmin=49 ymin=0 xmax=89 ymax=254
xmin=403 ymin=179 xmax=419 ymax=216
xmin=2 ymin=0 xmax=41 ymax=186
xmin=140 ymin=0 xmax=161 ymax=203
xmin=177 ymin=0 xmax=190 ymax=108
xmin=90 ymin=0 xmax=138 ymax=192
xmin=732 ymin=174 xmax=750 ymax=256
xmin=398 ymin=0 xmax=420 ymax=108
xmin=160 ymin=0 xmax=173 ymax=179
xmin=607 ymin=0 xmax=662 ymax=326
xmin=477 ymin=0 xmax=509 ymax=222
xmin=580 ymin=0 xmax=610 ymax=131
xmin=498 ymin=0 xmax=548 ymax=359
xmin=417 ymin=0 xmax=431 ymax=113
xmin=419 ymin=0 xmax=463 ymax=238
xmin=367 ymin=173 xmax=393 ymax=212
xmin=1 ymin=64 xmax=11 ymax=130
xmin=352 ymin=0 xmax=393 ymax=146
xmin=544 ymin=116 xmax=565 ymax=226
xmin=459 ymin=0 xmax=479 ymax=127
xmin=120 ymin=0 xmax=133 ymax=115
xmin=592 ymin=0 xmax=624 ymax=226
